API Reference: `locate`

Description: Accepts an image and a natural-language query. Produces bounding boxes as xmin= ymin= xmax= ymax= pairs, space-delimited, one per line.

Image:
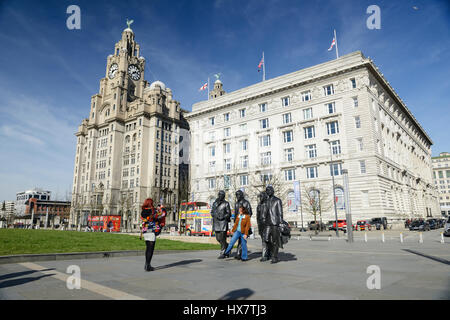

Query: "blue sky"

xmin=0 ymin=0 xmax=449 ymax=201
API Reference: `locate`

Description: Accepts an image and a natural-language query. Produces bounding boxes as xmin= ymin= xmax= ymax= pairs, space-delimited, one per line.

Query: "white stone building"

xmin=432 ymin=152 xmax=450 ymax=216
xmin=186 ymin=51 xmax=439 ymax=227
xmin=70 ymin=26 xmax=190 ymax=230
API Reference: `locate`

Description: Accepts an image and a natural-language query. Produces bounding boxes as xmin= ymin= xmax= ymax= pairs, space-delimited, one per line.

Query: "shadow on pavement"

xmin=247 ymin=251 xmax=297 ymax=262
xmin=218 ymin=288 xmax=254 ymax=300
xmin=0 ymin=269 xmax=55 ymax=282
xmin=154 ymin=259 xmax=202 ymax=271
xmin=402 ymin=249 xmax=450 ymax=266
xmin=0 ymin=274 xmax=55 ymax=289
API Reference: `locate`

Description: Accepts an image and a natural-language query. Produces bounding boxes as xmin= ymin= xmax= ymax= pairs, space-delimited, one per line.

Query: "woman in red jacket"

xmin=139 ymin=198 xmax=166 ymax=271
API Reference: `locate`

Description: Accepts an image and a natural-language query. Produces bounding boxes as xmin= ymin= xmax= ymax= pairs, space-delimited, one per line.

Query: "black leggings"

xmin=145 ymin=240 xmax=156 ymax=267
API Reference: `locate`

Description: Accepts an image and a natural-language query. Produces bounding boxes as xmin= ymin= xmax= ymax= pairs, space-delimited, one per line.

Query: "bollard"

xmin=441 ymin=232 xmax=445 ymax=244
xmin=364 ymin=232 xmax=368 ymax=242
xmin=400 ymin=232 xmax=403 ymax=243
xmin=382 ymin=232 xmax=385 ymax=243
xmin=309 ymin=235 xmax=312 ymax=241
xmin=297 ymin=236 xmax=300 ymax=241
xmin=328 ymin=235 xmax=331 ymax=241
xmin=419 ymin=232 xmax=423 ymax=243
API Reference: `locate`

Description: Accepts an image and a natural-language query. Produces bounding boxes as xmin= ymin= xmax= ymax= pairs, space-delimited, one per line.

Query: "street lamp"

xmin=324 ymin=138 xmax=339 ymax=237
xmin=342 ymin=169 xmax=353 ymax=243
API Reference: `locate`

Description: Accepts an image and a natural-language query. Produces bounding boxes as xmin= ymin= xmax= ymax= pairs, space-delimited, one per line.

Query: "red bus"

xmin=88 ymin=215 xmax=121 ymax=232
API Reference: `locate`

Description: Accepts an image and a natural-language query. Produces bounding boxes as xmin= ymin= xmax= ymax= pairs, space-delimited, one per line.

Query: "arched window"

xmin=308 ymin=189 xmax=320 ymax=211
xmin=287 ymin=191 xmax=296 ymax=212
xmin=335 ymin=187 xmax=345 ymax=209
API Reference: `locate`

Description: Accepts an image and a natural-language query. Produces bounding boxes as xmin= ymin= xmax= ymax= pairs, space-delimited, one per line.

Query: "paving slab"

xmin=0 ymin=230 xmax=448 ymax=300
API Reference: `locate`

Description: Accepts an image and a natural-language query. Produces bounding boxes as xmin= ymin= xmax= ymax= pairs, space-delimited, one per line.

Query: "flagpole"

xmin=263 ymin=51 xmax=266 ymax=81
xmin=207 ymin=77 xmax=210 ymax=100
xmin=334 ymin=29 xmax=339 ymax=59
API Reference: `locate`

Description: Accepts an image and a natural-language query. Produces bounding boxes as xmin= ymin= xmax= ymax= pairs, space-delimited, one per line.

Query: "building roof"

xmin=187 ymin=51 xmax=433 ymax=146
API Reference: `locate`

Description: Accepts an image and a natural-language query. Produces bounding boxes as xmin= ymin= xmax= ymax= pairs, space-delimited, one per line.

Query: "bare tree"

xmin=119 ymin=189 xmax=134 ymax=232
xmin=247 ymin=166 xmax=288 ymax=205
xmin=301 ymin=183 xmax=332 ymax=234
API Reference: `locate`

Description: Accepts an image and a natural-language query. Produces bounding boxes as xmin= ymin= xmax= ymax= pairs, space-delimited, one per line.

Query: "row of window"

xmin=434 ymin=170 xmax=450 ymax=179
xmin=210 ymin=79 xmax=358 ymax=126
xmin=156 ymin=154 xmax=172 ymax=164
xmin=206 ymin=161 xmax=367 ymax=186
xmin=122 ymin=178 xmax=140 ymax=189
xmin=123 ymin=166 xmax=140 ymax=177
xmin=154 ymin=178 xmax=177 ymax=189
xmin=208 ymin=134 xmax=351 ymax=159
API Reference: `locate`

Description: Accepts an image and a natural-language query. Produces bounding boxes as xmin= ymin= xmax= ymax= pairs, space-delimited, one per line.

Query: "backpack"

xmin=279 ymin=220 xmax=291 ymax=246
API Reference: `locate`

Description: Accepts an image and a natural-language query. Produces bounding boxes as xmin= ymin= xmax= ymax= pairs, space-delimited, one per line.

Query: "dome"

xmin=149 ymin=80 xmax=166 ymax=90
xmin=215 ymin=79 xmax=222 ymax=84
xmin=123 ymin=27 xmax=134 ymax=33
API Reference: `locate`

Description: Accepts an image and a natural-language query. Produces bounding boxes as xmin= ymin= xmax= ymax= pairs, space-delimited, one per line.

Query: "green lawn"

xmin=0 ymin=229 xmax=220 ymax=256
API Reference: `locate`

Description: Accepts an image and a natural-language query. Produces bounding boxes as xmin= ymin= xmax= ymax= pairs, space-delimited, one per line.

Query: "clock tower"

xmin=71 ymin=22 xmax=190 ymax=232
xmin=89 ymin=24 xmax=147 ymax=126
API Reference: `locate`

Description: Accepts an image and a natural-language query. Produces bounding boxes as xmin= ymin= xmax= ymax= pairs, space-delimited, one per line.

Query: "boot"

xmin=271 ymin=244 xmax=279 ymax=264
xmin=260 ymin=245 xmax=269 ymax=262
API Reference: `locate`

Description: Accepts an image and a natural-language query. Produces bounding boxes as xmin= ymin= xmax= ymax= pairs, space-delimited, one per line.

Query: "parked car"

xmin=438 ymin=219 xmax=446 ymax=228
xmin=331 ymin=219 xmax=347 ymax=231
xmin=371 ymin=217 xmax=388 ymax=230
xmin=426 ymin=219 xmax=438 ymax=230
xmin=409 ymin=220 xmax=430 ymax=231
xmin=444 ymin=217 xmax=450 ymax=237
xmin=326 ymin=221 xmax=334 ymax=230
xmin=355 ymin=220 xmax=372 ymax=231
xmin=308 ymin=221 xmax=327 ymax=231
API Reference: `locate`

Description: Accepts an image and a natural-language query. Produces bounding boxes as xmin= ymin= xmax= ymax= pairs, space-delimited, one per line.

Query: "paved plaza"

xmin=0 ymin=230 xmax=448 ymax=300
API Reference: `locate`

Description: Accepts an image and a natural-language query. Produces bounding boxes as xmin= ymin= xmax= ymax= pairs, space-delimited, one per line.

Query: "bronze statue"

xmin=234 ymin=190 xmax=253 ymax=260
xmin=262 ymin=186 xmax=283 ymax=263
xmin=257 ymin=191 xmax=271 ymax=261
xmin=211 ymin=190 xmax=231 ymax=259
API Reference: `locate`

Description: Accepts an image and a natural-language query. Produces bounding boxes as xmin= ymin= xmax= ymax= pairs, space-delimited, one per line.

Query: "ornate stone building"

xmin=186 ymin=51 xmax=439 ymax=227
xmin=432 ymin=152 xmax=450 ymax=216
xmin=70 ymin=25 xmax=189 ymax=230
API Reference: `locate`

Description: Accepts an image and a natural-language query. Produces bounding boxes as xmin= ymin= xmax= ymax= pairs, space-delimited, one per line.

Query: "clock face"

xmin=108 ymin=63 xmax=118 ymax=79
xmin=128 ymin=64 xmax=141 ymax=81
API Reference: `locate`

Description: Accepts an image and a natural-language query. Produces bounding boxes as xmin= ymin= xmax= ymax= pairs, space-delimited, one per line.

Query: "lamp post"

xmin=324 ymin=138 xmax=339 ymax=237
xmin=342 ymin=169 xmax=353 ymax=243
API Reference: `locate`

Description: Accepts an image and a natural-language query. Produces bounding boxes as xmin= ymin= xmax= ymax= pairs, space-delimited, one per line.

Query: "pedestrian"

xmin=223 ymin=206 xmax=251 ymax=261
xmin=107 ymin=220 xmax=113 ymax=233
xmin=156 ymin=204 xmax=167 ymax=235
xmin=233 ymin=190 xmax=253 ymax=260
xmin=139 ymin=198 xmax=165 ymax=272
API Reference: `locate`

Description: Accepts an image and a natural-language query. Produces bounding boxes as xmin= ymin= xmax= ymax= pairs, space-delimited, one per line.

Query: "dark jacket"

xmin=264 ymin=195 xmax=283 ymax=226
xmin=231 ymin=213 xmax=251 ymax=236
xmin=257 ymin=201 xmax=269 ymax=228
xmin=211 ymin=200 xmax=231 ymax=232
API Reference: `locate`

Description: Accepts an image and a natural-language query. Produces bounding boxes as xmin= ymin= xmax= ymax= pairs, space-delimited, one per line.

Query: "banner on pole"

xmin=293 ymin=181 xmax=301 ymax=211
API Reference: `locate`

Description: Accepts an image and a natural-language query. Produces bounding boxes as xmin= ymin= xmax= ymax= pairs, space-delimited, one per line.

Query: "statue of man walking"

xmin=211 ymin=190 xmax=231 ymax=259
xmin=262 ymin=186 xmax=283 ymax=264
xmin=257 ymin=191 xmax=271 ymax=261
